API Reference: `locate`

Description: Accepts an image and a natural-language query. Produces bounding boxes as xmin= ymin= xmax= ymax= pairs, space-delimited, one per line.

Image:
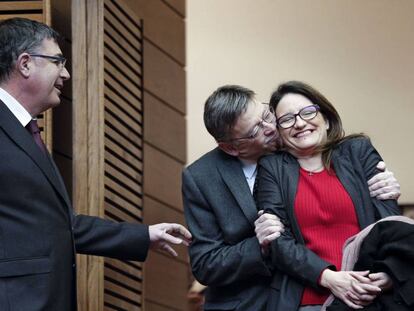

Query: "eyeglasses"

xmin=277 ymin=104 xmax=320 ymax=129
xmin=29 ymin=54 xmax=67 ymax=68
xmin=230 ymin=104 xmax=276 ymax=142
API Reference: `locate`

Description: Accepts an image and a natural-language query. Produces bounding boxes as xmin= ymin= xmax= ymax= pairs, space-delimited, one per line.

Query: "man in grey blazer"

xmin=182 ymin=85 xmax=400 ymax=310
xmin=0 ymin=18 xmax=191 ymax=310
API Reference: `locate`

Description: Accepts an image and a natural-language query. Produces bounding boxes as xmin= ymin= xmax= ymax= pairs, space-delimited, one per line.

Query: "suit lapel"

xmin=0 ymin=101 xmax=71 ymax=210
xmin=284 ymin=159 xmax=304 ymax=242
xmin=216 ymin=152 xmax=257 ymax=226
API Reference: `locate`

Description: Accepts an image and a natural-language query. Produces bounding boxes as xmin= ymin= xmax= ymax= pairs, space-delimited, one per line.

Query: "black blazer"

xmin=0 ymin=101 xmax=149 ymax=311
xmin=255 ymin=137 xmax=400 ymax=311
xmin=183 ymin=148 xmax=272 ymax=311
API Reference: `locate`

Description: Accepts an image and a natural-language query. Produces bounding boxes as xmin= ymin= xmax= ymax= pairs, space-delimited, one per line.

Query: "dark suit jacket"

xmin=0 ymin=101 xmax=149 ymax=311
xmin=255 ymin=137 xmax=400 ymax=311
xmin=183 ymin=148 xmax=272 ymax=311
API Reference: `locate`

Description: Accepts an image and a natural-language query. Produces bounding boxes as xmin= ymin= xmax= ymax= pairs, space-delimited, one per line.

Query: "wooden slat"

xmin=105 ymin=202 xmax=141 ymax=224
xmin=103 ymin=3 xmax=141 ymax=52
xmin=104 ymin=293 xmax=140 ymax=311
xmin=105 ymin=258 xmax=142 ymax=278
xmin=105 ymin=88 xmax=142 ymax=122
xmin=144 ymin=251 xmax=189 ymax=310
xmin=0 ymin=14 xmax=43 ymax=22
xmin=144 ymin=91 xmax=186 ymax=162
xmin=105 ymin=163 xmax=141 ymax=194
xmin=104 ymin=0 xmax=141 ymax=35
xmin=105 ymin=107 xmax=142 ymax=137
xmin=105 ymin=71 xmax=142 ymax=103
xmin=104 ymin=20 xmax=141 ymax=62
xmin=105 ymin=125 xmax=142 ymax=159
xmin=104 ymin=37 xmax=142 ymax=77
xmin=105 ymin=187 xmax=142 ymax=217
xmin=105 ymin=267 xmax=142 ymax=291
xmin=105 ymin=138 xmax=142 ymax=171
xmin=143 ymin=144 xmax=183 ymax=210
xmin=105 ymin=149 xmax=141 ymax=182
xmin=105 ymin=279 xmax=141 ymax=304
xmin=105 ymin=176 xmax=142 ymax=207
xmin=144 ymin=40 xmax=186 ymax=113
xmin=0 ymin=1 xmax=43 ymax=11
xmin=105 ymin=60 xmax=142 ymax=99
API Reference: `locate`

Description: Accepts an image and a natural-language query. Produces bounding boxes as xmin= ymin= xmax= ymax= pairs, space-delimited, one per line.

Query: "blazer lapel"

xmin=283 ymin=158 xmax=304 ymax=242
xmin=0 ymin=102 xmax=71 ymax=210
xmin=217 ymin=153 xmax=257 ymax=227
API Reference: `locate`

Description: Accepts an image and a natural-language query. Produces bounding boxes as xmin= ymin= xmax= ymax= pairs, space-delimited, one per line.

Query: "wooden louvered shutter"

xmin=103 ymin=0 xmax=144 ymax=310
xmin=0 ymin=0 xmax=53 ymax=150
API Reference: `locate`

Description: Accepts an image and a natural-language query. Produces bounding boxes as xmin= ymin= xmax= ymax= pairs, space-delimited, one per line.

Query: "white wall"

xmin=187 ymin=0 xmax=414 ymax=203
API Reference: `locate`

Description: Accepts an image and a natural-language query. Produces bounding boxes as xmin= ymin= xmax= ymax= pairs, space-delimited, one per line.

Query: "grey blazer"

xmin=183 ymin=148 xmax=272 ymax=311
xmin=255 ymin=137 xmax=400 ymax=311
xmin=0 ymin=101 xmax=149 ymax=311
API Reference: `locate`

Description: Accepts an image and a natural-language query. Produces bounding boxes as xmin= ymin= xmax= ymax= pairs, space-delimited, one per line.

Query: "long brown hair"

xmin=270 ymin=81 xmax=366 ymax=170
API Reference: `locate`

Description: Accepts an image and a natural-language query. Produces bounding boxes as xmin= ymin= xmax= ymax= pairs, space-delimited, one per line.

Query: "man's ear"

xmin=218 ymin=141 xmax=239 ymax=157
xmin=16 ymin=53 xmax=32 ymax=78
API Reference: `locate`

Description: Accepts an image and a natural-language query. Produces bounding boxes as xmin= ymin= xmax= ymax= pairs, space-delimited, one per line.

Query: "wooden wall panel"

xmin=144 ymin=92 xmax=186 ymax=162
xmin=145 ymin=251 xmax=189 ymax=311
xmin=144 ymin=144 xmax=183 ymax=211
xmin=123 ymin=0 xmax=185 ymax=64
xmin=163 ymin=0 xmax=186 ymax=17
xmin=144 ymin=41 xmax=186 ymax=114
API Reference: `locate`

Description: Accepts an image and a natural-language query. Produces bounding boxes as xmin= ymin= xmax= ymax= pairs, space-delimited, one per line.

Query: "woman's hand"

xmin=346 ymin=271 xmax=384 ymax=306
xmin=320 ymin=270 xmax=381 ymax=309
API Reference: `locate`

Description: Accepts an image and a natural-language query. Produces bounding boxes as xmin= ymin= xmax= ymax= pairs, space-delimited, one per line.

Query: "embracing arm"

xmin=183 ymin=168 xmax=271 ymax=287
xmin=355 ymin=138 xmax=400 ymax=217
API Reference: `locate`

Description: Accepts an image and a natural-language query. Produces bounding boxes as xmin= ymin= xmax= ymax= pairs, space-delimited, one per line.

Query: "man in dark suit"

xmin=0 ymin=18 xmax=191 ymax=311
xmin=182 ymin=85 xmax=400 ymax=310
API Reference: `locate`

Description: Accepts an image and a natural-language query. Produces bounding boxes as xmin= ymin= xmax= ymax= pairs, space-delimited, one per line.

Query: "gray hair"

xmin=0 ymin=18 xmax=60 ymax=83
xmin=204 ymin=85 xmax=256 ymax=141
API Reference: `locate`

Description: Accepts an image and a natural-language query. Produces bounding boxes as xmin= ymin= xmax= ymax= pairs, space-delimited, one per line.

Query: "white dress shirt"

xmin=0 ymin=87 xmax=32 ymax=127
xmin=241 ymin=161 xmax=258 ymax=194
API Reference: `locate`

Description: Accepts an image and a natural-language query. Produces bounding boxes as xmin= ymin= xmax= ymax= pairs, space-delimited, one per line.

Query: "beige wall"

xmin=187 ymin=0 xmax=414 ymax=203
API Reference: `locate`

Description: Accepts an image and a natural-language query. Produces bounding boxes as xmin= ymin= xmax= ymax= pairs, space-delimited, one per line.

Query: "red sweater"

xmin=295 ymin=168 xmax=360 ymax=306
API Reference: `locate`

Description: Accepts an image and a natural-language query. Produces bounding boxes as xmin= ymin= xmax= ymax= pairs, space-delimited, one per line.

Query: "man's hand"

xmin=368 ymin=161 xmax=400 ymax=200
xmin=149 ymin=223 xmax=192 ymax=257
xmin=254 ymin=211 xmax=284 ymax=255
xmin=368 ymin=272 xmax=393 ymax=291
